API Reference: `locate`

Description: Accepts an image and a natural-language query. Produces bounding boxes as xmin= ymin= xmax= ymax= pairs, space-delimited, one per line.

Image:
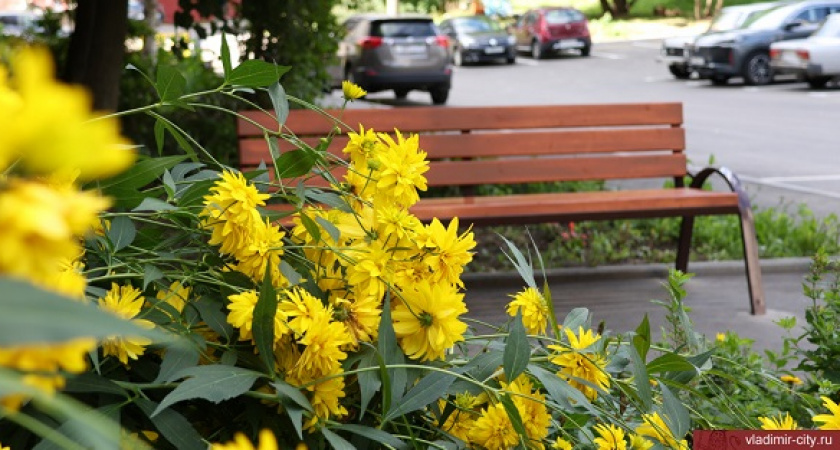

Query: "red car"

xmin=512 ymin=7 xmax=592 ymax=59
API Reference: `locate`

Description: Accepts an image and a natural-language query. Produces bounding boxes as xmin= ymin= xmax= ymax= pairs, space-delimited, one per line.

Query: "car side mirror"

xmin=783 ymin=20 xmax=806 ymax=31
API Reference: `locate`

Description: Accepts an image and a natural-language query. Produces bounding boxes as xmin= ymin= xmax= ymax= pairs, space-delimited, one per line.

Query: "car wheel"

xmin=711 ymin=75 xmax=729 ymax=86
xmin=806 ymin=76 xmax=831 ymax=89
xmin=506 ymin=55 xmax=516 ymax=64
xmin=669 ymin=65 xmax=691 ymax=80
xmin=742 ymin=51 xmax=773 ymax=86
xmin=580 ymin=45 xmax=591 ymax=57
xmin=531 ymin=40 xmax=543 ymax=60
xmin=430 ymin=86 xmax=449 ymax=105
xmin=453 ymin=49 xmax=465 ymax=66
xmin=394 ymin=89 xmax=409 ymax=99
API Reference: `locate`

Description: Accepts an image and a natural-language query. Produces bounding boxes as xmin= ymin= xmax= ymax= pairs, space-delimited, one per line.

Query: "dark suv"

xmin=690 ymin=0 xmax=840 ymax=85
xmin=332 ymin=14 xmax=453 ymax=104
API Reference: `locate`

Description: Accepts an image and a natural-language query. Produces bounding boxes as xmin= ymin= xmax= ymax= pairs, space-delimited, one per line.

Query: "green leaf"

xmin=627 ymin=344 xmax=652 ymax=412
xmin=136 ymin=398 xmax=204 ymax=450
xmin=315 ymin=215 xmax=342 ymax=243
xmin=646 ymin=353 xmax=696 ymax=375
xmin=107 ymin=216 xmax=136 ymax=252
xmin=253 ymin=268 xmax=278 ymax=375
xmin=63 ymin=372 xmax=127 ymax=396
xmin=156 ymin=119 xmax=199 ymax=162
xmin=154 ymin=118 xmax=165 ymax=155
xmin=528 ymin=364 xmax=598 ymax=415
xmin=270 ymin=380 xmax=313 ymax=412
xmin=321 ymin=428 xmax=355 ymax=450
xmin=155 ymin=64 xmax=187 ymax=102
xmin=154 ymin=344 xmax=201 ymax=383
xmin=220 ymin=32 xmax=232 ymax=77
xmin=356 ymin=348 xmax=382 ymax=419
xmin=132 ymin=197 xmax=177 ymax=212
xmin=190 ymin=298 xmax=234 ymax=342
xmin=562 ymin=308 xmax=590 ymax=332
xmin=504 ymin=312 xmax=530 ymax=381
xmin=227 ymin=60 xmax=290 ymax=87
xmin=176 ymin=178 xmax=218 ymax=207
xmin=142 ymin=264 xmax=164 ymax=290
xmin=307 ymin=190 xmax=353 ymax=213
xmin=275 ymin=149 xmax=317 ymax=179
xmin=286 ymin=404 xmax=305 ymax=440
xmin=633 ymin=314 xmax=651 ymax=361
xmin=299 ymin=212 xmax=322 ymax=244
xmin=267 ymin=81 xmax=289 ymax=128
xmin=383 ymin=370 xmax=456 ymax=423
xmin=162 ymin=169 xmax=176 ymax=198
xmin=99 ymin=155 xmax=188 ymax=193
xmin=499 ymin=394 xmax=528 ymax=446
xmin=336 ymin=424 xmax=408 ymax=450
xmin=498 ymin=234 xmax=536 ymax=289
xmin=0 ymin=279 xmax=169 ymax=346
xmin=660 ymin=383 xmax=691 ymax=439
xmin=460 ymin=350 xmax=504 ymax=383
xmin=378 ymin=294 xmax=406 ymax=413
xmin=152 ymin=365 xmax=261 ymax=416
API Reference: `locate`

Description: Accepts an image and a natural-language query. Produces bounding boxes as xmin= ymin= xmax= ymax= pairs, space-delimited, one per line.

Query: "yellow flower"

xmin=292 ymin=316 xmax=352 ymax=380
xmin=635 ymin=412 xmax=688 ymax=450
xmin=469 ymin=402 xmax=520 ymax=450
xmin=716 ymin=332 xmax=726 ymax=342
xmin=628 ymin=433 xmax=654 ymax=450
xmin=438 ymin=392 xmax=484 ymax=445
xmin=391 ymin=280 xmax=468 ymax=361
xmin=345 ymin=240 xmax=390 ymax=300
xmin=0 ymin=338 xmax=96 ymax=411
xmin=780 ymin=374 xmax=803 ymax=385
xmin=375 ymin=129 xmax=428 ymax=207
xmin=813 ymin=396 xmax=840 ymax=430
xmin=341 ymin=80 xmax=367 ymax=100
xmin=421 ymin=217 xmax=476 ymax=288
xmin=758 ymin=412 xmax=799 ymax=430
xmin=279 ymin=287 xmax=331 ymax=338
xmin=0 ymin=47 xmax=134 ymax=179
xmin=300 ymin=370 xmax=349 ymax=430
xmin=343 ymin=125 xmax=382 ymax=167
xmin=507 ymin=287 xmax=549 ymax=335
xmin=201 ymin=170 xmax=270 ymax=255
xmin=593 ymin=423 xmax=627 ymax=450
xmin=331 ymin=295 xmax=381 ymax=347
xmin=549 ymin=327 xmax=610 ymax=400
xmin=227 ymin=290 xmax=288 ymax=343
xmin=552 ymin=437 xmax=573 ymax=450
xmin=211 ymin=429 xmax=278 ymax=450
xmin=97 ymin=283 xmax=154 ymax=365
xmin=1 ymin=443 xmax=10 ymax=450
xmin=505 ymin=375 xmax=551 ymax=446
xmin=232 ymin=218 xmax=287 ymax=288
xmin=155 ymin=280 xmax=191 ymax=315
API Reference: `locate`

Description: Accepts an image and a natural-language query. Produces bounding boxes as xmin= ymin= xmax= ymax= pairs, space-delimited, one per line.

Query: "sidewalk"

xmin=462 ymin=258 xmax=813 ymax=355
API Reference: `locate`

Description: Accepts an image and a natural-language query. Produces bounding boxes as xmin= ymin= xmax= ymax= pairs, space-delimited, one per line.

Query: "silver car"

xmin=332 ymin=13 xmax=453 ymax=105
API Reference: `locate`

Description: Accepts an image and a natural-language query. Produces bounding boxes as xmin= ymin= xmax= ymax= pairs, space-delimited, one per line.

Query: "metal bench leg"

xmin=676 ymin=215 xmax=695 ymax=273
xmin=739 ymin=207 xmax=766 ymax=315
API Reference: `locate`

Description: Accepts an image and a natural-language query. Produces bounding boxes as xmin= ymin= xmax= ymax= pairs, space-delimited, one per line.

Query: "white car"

xmin=659 ymin=1 xmax=783 ymax=79
xmin=770 ymin=13 xmax=840 ymax=88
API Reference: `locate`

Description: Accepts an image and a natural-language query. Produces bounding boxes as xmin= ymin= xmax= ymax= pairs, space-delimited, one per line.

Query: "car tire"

xmin=669 ymin=65 xmax=691 ymax=80
xmin=580 ymin=45 xmax=591 ymax=57
xmin=806 ymin=76 xmax=831 ymax=89
xmin=742 ymin=51 xmax=773 ymax=86
xmin=394 ymin=89 xmax=409 ymax=99
xmin=711 ymin=75 xmax=729 ymax=86
xmin=430 ymin=86 xmax=449 ymax=105
xmin=531 ymin=40 xmax=543 ymax=60
xmin=453 ymin=49 xmax=465 ymax=66
xmin=506 ymin=55 xmax=516 ymax=64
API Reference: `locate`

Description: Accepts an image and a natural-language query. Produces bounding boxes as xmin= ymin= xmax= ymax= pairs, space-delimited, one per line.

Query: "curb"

xmin=462 ymin=257 xmax=813 ymax=289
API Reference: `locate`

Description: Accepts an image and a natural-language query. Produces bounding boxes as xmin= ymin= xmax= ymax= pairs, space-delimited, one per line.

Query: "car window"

xmin=543 ymin=9 xmax=584 ymax=24
xmin=453 ymin=17 xmax=503 ymax=33
xmin=791 ymin=7 xmax=829 ymax=23
xmin=372 ymin=20 xmax=436 ymax=38
xmin=746 ymin=4 xmax=829 ymax=29
xmin=813 ymin=13 xmax=840 ymax=36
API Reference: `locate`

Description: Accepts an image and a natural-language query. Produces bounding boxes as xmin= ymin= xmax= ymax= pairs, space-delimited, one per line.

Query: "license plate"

xmin=555 ymin=40 xmax=583 ymax=49
xmin=394 ymin=45 xmax=428 ymax=56
xmin=690 ymin=56 xmax=705 ymax=66
xmin=485 ymin=46 xmax=505 ymax=54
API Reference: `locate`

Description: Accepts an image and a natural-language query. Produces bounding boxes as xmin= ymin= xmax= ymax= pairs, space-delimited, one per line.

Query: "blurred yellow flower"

xmin=98 ymin=283 xmax=153 ymax=365
xmin=780 ymin=374 xmax=803 ymax=385
xmin=635 ymin=412 xmax=688 ymax=450
xmin=341 ymin=80 xmax=367 ymax=100
xmin=758 ymin=412 xmax=799 ymax=430
xmin=156 ymin=280 xmax=191 ymax=315
xmin=211 ymin=429 xmax=278 ymax=450
xmin=392 ymin=280 xmax=468 ymax=361
xmin=343 ymin=125 xmax=382 ymax=167
xmin=716 ymin=332 xmax=726 ymax=342
xmin=505 ymin=375 xmax=551 ymax=446
xmin=593 ymin=423 xmax=627 ymax=450
xmin=549 ymin=327 xmax=610 ymax=400
xmin=227 ymin=290 xmax=260 ymax=341
xmin=552 ymin=437 xmax=573 ymax=450
xmin=813 ymin=396 xmax=840 ymax=430
xmin=507 ymin=286 xmax=549 ymax=335
xmin=629 ymin=433 xmax=654 ymax=450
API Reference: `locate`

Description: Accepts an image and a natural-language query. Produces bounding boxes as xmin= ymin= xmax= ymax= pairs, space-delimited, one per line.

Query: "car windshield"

xmin=813 ymin=15 xmax=840 ymax=37
xmin=743 ymin=5 xmax=795 ymax=30
xmin=372 ymin=20 xmax=436 ymax=38
xmin=453 ymin=17 xmax=504 ymax=33
xmin=543 ymin=9 xmax=584 ymax=24
xmin=708 ymin=8 xmax=766 ymax=31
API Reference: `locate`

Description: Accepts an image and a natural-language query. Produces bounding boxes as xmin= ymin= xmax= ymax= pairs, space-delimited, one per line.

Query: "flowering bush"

xmin=2 ymin=43 xmax=840 ymax=450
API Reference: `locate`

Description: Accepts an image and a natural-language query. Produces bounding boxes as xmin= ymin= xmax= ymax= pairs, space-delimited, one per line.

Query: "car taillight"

xmin=359 ymin=36 xmax=383 ymax=49
xmin=796 ymin=49 xmax=810 ymax=61
xmin=769 ymin=48 xmax=780 ymax=59
xmin=433 ymin=35 xmax=449 ymax=47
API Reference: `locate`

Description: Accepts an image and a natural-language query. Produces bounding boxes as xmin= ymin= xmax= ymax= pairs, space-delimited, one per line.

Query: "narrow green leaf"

xmin=459 ymin=350 xmax=504 ymax=383
xmin=378 ymin=294 xmax=406 ymax=413
xmin=383 ymin=371 xmax=456 ymax=423
xmin=314 ymin=216 xmax=342 ymax=243
xmin=307 ymin=190 xmax=353 ymax=213
xmin=63 ymin=373 xmax=127 ymax=396
xmin=299 ymin=212 xmax=322 ymax=244
xmin=190 ymin=298 xmax=234 ymax=342
xmin=528 ymin=364 xmax=598 ymax=415
xmin=162 ymin=169 xmax=176 ymax=198
xmin=562 ymin=308 xmax=591 ymax=332
xmin=660 ymin=383 xmax=691 ymax=438
xmin=275 ymin=149 xmax=317 ymax=179
xmin=633 ymin=314 xmax=651 ymax=361
xmin=171 ymin=162 xmax=205 ymax=181
xmin=498 ymin=234 xmax=536 ymax=289
xmin=107 ymin=216 xmax=136 ymax=252
xmin=156 ymin=119 xmax=198 ymax=162
xmin=142 ymin=264 xmax=164 ymax=290
xmin=132 ymin=197 xmax=177 ymax=212
xmin=154 ymin=344 xmax=200 ymax=383
xmin=227 ymin=60 xmax=290 ymax=87
xmin=504 ymin=312 xmax=530 ymax=381
xmin=267 ymin=81 xmax=289 ymax=128
xmin=499 ymin=394 xmax=528 ymax=445
xmin=98 ymin=155 xmax=188 ymax=192
xmin=286 ymin=404 xmax=305 ymax=440
xmin=152 ymin=365 xmax=261 ymax=416
xmin=253 ymin=268 xmax=278 ymax=375
xmin=357 ymin=348 xmax=382 ymax=419
xmin=321 ymin=428 xmax=355 ymax=450
xmin=0 ymin=279 xmax=169 ymax=345
xmin=646 ymin=353 xmax=696 ymax=375
xmin=279 ymin=261 xmax=303 ymax=286
xmin=336 ymin=424 xmax=408 ymax=450
xmin=627 ymin=344 xmax=653 ymax=412
xmin=220 ymin=32 xmax=232 ymax=77
xmin=136 ymin=398 xmax=204 ymax=450
xmin=155 ymin=64 xmax=187 ymax=102
xmin=154 ymin=118 xmax=165 ymax=155
xmin=176 ymin=178 xmax=218 ymax=207
xmin=270 ymin=380 xmax=313 ymax=412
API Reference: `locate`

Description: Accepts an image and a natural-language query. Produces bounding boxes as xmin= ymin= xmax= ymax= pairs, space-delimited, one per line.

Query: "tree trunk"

xmin=62 ymin=0 xmax=129 ymax=111
xmin=599 ymin=0 xmax=616 ymax=18
xmin=143 ymin=0 xmax=159 ymax=60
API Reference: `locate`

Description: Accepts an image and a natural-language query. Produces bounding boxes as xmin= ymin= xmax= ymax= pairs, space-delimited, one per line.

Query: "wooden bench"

xmin=237 ymin=102 xmax=766 ymax=315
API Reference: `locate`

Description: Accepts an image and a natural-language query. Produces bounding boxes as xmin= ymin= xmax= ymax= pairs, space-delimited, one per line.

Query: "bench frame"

xmin=237 ymin=102 xmax=766 ymax=315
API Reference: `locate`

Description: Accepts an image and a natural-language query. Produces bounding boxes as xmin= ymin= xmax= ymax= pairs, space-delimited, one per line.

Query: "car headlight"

xmin=460 ymin=36 xmax=477 ymax=47
xmin=507 ymin=35 xmax=516 ymax=45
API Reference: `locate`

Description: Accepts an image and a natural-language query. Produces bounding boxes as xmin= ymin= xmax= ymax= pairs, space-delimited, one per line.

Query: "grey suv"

xmin=333 ymin=14 xmax=453 ymax=104
xmin=690 ymin=0 xmax=840 ymax=85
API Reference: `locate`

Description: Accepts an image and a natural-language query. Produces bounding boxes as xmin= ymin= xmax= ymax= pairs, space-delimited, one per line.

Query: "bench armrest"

xmin=689 ymin=166 xmax=752 ymax=212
